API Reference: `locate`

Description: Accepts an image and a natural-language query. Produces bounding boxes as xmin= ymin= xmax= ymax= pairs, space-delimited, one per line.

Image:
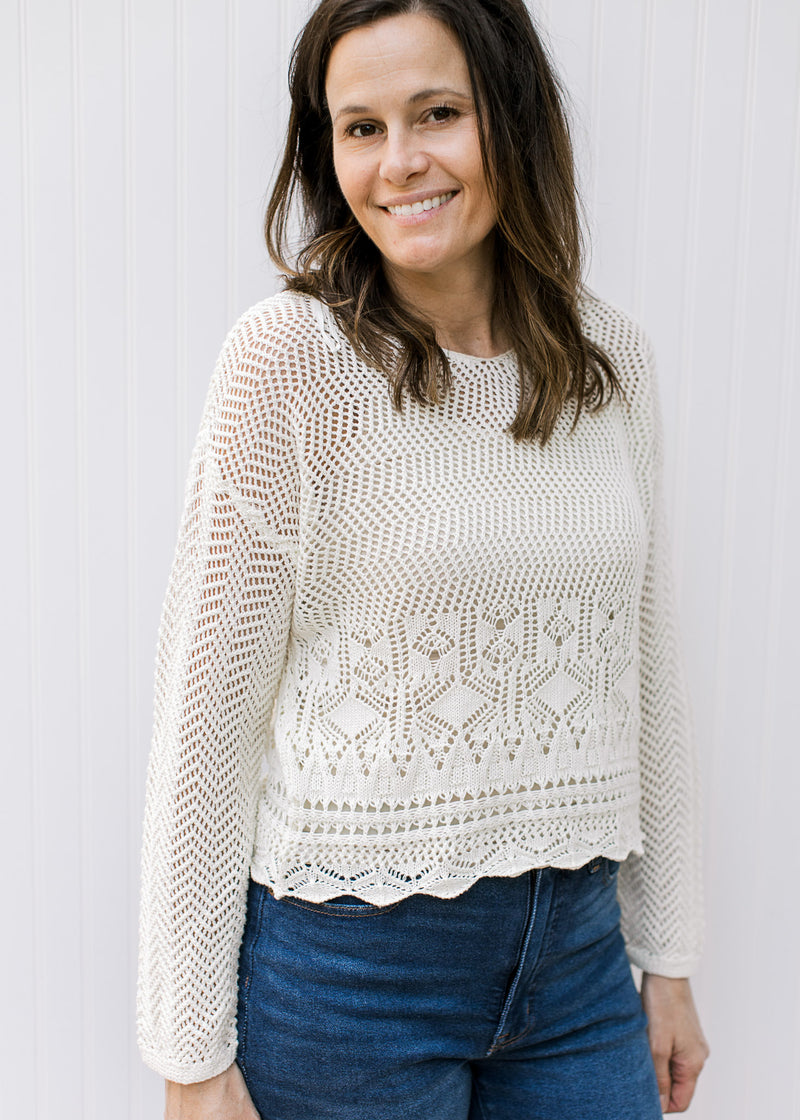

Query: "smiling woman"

xmin=266 ymin=0 xmax=622 ymax=441
xmin=138 ymin=2 xmax=708 ymax=1118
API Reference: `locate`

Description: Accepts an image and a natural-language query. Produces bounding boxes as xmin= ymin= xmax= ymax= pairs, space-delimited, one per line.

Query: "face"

xmin=325 ymin=12 xmax=497 ymax=288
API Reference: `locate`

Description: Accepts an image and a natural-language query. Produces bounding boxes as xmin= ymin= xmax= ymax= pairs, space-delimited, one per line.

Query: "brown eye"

xmin=347 ymin=122 xmax=379 ymax=139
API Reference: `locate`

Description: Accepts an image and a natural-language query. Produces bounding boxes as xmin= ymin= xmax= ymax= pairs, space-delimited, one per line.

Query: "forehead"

xmin=325 ymin=12 xmax=470 ymax=109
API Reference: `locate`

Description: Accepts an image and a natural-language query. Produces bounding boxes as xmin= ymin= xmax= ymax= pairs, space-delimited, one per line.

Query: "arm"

xmin=616 ymin=330 xmax=704 ymax=977
xmin=137 ymin=309 xmax=300 ymax=1086
xmin=614 ymin=331 xmax=707 ymax=1105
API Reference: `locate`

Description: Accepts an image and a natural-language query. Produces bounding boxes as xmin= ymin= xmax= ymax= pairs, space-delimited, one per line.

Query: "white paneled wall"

xmin=2 ymin=1 xmax=799 ymax=1116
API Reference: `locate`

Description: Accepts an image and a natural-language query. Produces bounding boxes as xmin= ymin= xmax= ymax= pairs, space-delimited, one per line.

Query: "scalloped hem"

xmin=250 ymin=803 xmax=644 ymax=905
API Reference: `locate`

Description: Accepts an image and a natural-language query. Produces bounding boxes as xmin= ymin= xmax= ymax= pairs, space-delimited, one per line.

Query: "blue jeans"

xmin=236 ymin=859 xmax=662 ymax=1119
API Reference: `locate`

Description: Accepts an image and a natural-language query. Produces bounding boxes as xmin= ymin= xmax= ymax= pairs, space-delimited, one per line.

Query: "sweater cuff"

xmin=138 ymin=1041 xmax=239 ymax=1085
xmin=624 ymin=944 xmax=701 ymax=979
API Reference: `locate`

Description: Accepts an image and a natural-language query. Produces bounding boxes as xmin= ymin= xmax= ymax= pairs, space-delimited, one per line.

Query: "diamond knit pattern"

xmin=137 ymin=290 xmax=702 ymax=1083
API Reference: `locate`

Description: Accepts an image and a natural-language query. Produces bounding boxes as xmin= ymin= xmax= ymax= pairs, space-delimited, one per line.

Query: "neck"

xmin=383 ymin=249 xmax=508 ymax=359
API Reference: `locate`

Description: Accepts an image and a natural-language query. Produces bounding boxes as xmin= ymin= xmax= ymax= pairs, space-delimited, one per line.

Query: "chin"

xmin=392 ymin=257 xmax=446 ymax=274
xmin=384 ymin=246 xmax=455 ymax=276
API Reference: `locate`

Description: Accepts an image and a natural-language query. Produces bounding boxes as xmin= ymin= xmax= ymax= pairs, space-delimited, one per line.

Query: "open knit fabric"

xmin=137 ymin=289 xmax=702 ymax=1083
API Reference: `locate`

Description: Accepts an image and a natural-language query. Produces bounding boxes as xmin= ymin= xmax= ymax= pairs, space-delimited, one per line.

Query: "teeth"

xmin=386 ymin=191 xmax=455 ymax=216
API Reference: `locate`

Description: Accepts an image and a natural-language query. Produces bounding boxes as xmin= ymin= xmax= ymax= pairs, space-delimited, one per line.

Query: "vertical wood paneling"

xmin=26 ymin=0 xmax=83 ymax=1107
xmin=672 ymin=0 xmax=709 ymax=587
xmin=631 ymin=0 xmax=655 ymax=320
xmin=704 ymin=17 xmax=761 ymax=1060
xmin=122 ymin=0 xmax=145 ymax=1113
xmin=588 ymin=0 xmax=603 ymax=232
xmin=710 ymin=0 xmax=758 ymax=820
xmin=2 ymin=2 xmax=800 ymax=1116
xmin=703 ymin=9 xmax=762 ymax=1110
xmin=69 ymin=0 xmax=92 ymax=1114
xmin=0 ymin=0 xmax=38 ymax=1115
xmin=740 ymin=9 xmax=800 ymax=1115
xmin=16 ymin=0 xmax=45 ymax=1112
xmin=175 ymin=0 xmax=189 ymax=495
xmin=590 ymin=0 xmax=646 ymax=308
xmin=226 ymin=0 xmax=239 ymax=324
xmin=186 ymin=2 xmax=232 ymax=437
xmin=782 ymin=60 xmax=800 ymax=1109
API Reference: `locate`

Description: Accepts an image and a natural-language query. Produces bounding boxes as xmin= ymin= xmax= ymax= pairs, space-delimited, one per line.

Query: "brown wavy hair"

xmin=266 ymin=0 xmax=621 ymax=444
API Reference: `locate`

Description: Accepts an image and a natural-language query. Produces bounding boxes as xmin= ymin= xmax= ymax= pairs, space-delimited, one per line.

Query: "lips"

xmin=382 ymin=190 xmax=457 ymax=216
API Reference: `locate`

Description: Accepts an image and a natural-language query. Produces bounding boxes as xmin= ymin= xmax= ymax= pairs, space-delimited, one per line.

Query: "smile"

xmin=383 ymin=191 xmax=457 ymax=217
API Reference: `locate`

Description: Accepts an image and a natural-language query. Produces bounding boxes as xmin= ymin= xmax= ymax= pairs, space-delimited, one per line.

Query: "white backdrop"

xmin=2 ymin=1 xmax=799 ymax=1117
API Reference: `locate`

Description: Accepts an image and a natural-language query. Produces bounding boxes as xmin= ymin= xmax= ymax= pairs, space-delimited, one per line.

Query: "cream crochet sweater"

xmin=137 ymin=289 xmax=702 ymax=1083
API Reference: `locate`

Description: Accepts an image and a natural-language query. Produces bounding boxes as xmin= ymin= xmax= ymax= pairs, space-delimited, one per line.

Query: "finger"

xmin=649 ymin=1045 xmax=672 ymax=1114
xmin=666 ymin=1055 xmax=706 ymax=1113
xmin=666 ymin=1073 xmax=697 ymax=1113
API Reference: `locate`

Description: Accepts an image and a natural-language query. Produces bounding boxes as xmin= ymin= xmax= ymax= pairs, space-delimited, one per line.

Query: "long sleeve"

xmin=616 ymin=331 xmax=703 ymax=977
xmin=137 ymin=308 xmax=300 ymax=1082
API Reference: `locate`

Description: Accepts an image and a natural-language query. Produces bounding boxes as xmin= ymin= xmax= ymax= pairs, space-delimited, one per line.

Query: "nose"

xmin=379 ymin=127 xmax=430 ymax=184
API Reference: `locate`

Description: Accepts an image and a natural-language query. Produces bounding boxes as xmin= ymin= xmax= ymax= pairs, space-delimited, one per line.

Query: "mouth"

xmin=381 ymin=190 xmax=458 ymax=218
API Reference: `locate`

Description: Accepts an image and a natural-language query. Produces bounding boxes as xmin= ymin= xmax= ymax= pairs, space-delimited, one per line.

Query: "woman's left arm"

xmin=640 ymin=974 xmax=710 ymax=1114
xmin=608 ymin=322 xmax=708 ymax=1104
xmin=615 ymin=327 xmax=704 ymax=979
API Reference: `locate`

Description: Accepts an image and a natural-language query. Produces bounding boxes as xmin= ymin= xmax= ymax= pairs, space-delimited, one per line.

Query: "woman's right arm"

xmin=137 ymin=307 xmax=301 ymax=1087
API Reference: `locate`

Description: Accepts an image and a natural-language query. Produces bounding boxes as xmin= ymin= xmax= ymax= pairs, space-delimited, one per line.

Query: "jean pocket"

xmin=278 ymin=893 xmax=401 ymax=917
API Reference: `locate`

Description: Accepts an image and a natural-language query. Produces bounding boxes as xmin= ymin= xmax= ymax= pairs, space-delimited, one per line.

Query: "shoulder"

xmin=209 ymin=289 xmax=345 ymax=412
xmin=195 ymin=292 xmax=324 ymax=451
xmin=218 ymin=289 xmax=333 ymax=369
xmin=579 ymin=290 xmax=664 ymax=477
xmin=578 ymin=289 xmax=656 ymax=405
xmin=578 ymin=290 xmax=662 ymax=457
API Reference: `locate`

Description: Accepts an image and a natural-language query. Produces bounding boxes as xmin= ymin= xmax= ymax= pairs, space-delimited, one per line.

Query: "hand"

xmin=640 ymin=974 xmax=709 ymax=1114
xmin=164 ymin=1061 xmax=260 ymax=1120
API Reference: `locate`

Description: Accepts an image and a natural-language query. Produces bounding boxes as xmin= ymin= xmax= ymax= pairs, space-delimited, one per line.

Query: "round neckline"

xmin=442 ymin=347 xmax=515 ymax=364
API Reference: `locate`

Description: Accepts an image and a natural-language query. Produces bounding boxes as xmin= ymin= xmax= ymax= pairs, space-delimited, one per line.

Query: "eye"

xmin=427 ymin=104 xmax=459 ymax=123
xmin=344 ymin=121 xmax=380 ymax=139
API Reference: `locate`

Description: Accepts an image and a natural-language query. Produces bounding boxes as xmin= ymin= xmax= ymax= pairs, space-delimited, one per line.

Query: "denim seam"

xmin=488 ymin=871 xmax=543 ymax=1055
xmin=529 ymin=869 xmax=563 ymax=990
xmin=236 ymin=882 xmax=266 ymax=1078
xmin=494 ymin=871 xmax=557 ymax=1051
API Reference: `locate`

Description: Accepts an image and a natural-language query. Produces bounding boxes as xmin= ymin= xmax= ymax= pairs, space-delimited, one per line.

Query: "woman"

xmin=138 ymin=1 xmax=709 ymax=1117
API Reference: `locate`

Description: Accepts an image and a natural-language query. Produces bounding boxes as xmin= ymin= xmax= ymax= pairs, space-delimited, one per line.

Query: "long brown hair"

xmin=266 ymin=0 xmax=621 ymax=444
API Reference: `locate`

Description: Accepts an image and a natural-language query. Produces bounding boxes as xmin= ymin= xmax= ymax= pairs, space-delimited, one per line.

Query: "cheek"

xmin=468 ymin=169 xmax=496 ymax=228
xmin=449 ymin=132 xmax=493 ymax=212
xmin=332 ymin=150 xmax=372 ymax=215
xmin=467 ymin=154 xmax=496 ymax=223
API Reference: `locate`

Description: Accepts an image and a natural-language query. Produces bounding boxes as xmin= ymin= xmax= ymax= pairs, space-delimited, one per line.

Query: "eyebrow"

xmin=332 ymin=87 xmax=471 ymax=124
